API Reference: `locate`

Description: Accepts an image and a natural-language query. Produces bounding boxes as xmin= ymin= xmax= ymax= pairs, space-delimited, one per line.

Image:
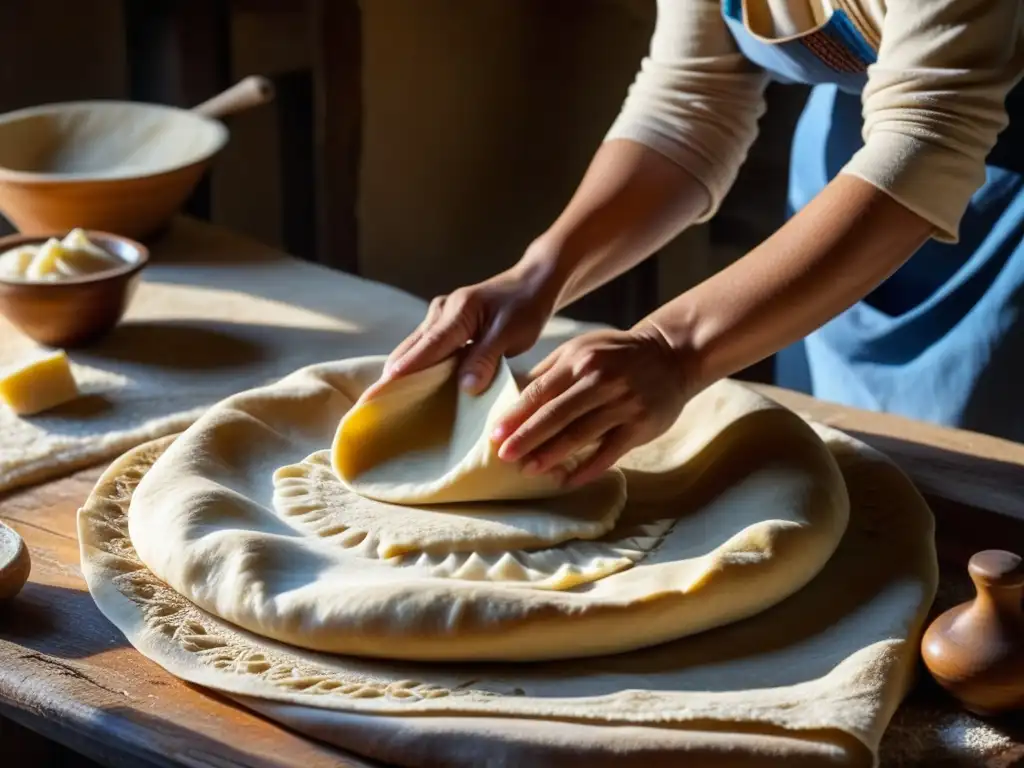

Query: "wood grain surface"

xmin=0 ymin=464 xmax=376 ymax=768
xmin=2 ymin=388 xmax=1024 ymax=767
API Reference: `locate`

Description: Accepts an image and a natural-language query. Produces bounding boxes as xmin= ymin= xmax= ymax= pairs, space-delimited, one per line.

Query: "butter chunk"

xmin=0 ymin=350 xmax=79 ymax=416
xmin=0 ymin=230 xmax=120 ymax=281
xmin=0 ymin=246 xmax=35 ymax=278
xmin=57 ymin=229 xmax=120 ymax=276
xmin=25 ymin=238 xmax=66 ymax=281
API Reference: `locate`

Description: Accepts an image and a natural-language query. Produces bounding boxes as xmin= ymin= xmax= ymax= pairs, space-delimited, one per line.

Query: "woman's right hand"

xmin=378 ymin=260 xmax=562 ymax=396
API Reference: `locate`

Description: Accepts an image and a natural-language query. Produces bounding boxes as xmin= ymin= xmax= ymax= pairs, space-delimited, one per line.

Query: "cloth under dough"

xmin=123 ymin=357 xmax=849 ymax=662
xmin=0 ymin=218 xmax=602 ymax=495
xmin=78 ymin=420 xmax=937 ymax=768
xmin=330 ymin=356 xmax=627 ymax=553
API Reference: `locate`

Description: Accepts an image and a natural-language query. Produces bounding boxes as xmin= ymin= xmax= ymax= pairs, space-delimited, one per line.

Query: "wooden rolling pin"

xmin=922 ymin=549 xmax=1024 ymax=715
xmin=0 ymin=520 xmax=30 ymax=600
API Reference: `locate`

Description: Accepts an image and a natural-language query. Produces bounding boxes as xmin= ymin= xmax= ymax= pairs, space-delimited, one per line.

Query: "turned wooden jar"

xmin=921 ymin=549 xmax=1024 ymax=715
xmin=0 ymin=521 xmax=30 ymax=600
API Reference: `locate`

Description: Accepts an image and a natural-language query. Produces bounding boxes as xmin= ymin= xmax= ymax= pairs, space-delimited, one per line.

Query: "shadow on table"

xmin=85 ymin=321 xmax=270 ymax=371
xmin=77 ymin=320 xmax=393 ymax=378
xmin=0 ymin=583 xmax=129 ymax=657
xmin=881 ymin=671 xmax=1024 ymax=766
xmin=21 ymin=320 xmax=396 ymax=441
xmin=2 ymin=714 xmax=104 ymax=768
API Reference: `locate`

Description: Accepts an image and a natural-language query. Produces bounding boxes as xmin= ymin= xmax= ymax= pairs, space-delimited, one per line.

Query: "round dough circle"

xmin=275 ymin=451 xmax=629 ymax=558
xmin=127 ymin=357 xmax=850 ymax=662
xmin=79 ymin=425 xmax=937 ymax=768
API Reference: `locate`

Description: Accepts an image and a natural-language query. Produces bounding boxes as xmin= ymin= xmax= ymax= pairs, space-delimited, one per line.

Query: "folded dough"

xmin=330 ymin=356 xmax=628 ymax=553
xmin=123 ymin=358 xmax=851 ymax=662
xmin=79 ymin=419 xmax=935 ymax=767
xmin=275 ymin=449 xmax=636 ymax=577
xmin=334 ymin=357 xmax=598 ymax=505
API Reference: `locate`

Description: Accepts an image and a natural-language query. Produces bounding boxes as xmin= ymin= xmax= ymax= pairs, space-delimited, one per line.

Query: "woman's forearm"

xmin=520 ymin=139 xmax=711 ymax=311
xmin=641 ymin=174 xmax=935 ymax=388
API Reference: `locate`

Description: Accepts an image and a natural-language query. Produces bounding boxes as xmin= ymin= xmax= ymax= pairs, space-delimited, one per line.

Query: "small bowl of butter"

xmin=0 ymin=228 xmax=147 ymax=347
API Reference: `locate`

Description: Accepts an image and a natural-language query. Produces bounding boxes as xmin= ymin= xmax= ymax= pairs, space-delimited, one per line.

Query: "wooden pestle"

xmin=922 ymin=549 xmax=1024 ymax=715
xmin=192 ymin=75 xmax=275 ymax=121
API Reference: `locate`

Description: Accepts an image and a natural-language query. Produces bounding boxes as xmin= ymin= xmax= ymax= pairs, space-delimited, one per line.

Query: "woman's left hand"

xmin=492 ymin=324 xmax=693 ymax=489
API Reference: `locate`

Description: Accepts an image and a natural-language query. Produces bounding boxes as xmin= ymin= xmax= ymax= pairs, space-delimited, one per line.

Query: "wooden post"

xmin=122 ymin=0 xmax=232 ymax=221
xmin=310 ymin=0 xmax=362 ymax=273
xmin=275 ymin=69 xmax=317 ymax=262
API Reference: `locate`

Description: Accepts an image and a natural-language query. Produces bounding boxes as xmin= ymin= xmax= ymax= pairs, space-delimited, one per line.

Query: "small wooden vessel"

xmin=0 ymin=230 xmax=148 ymax=346
xmin=922 ymin=549 xmax=1024 ymax=715
xmin=0 ymin=520 xmax=30 ymax=601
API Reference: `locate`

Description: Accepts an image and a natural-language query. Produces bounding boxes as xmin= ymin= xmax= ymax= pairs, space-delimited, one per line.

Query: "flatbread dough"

xmin=78 ymin=422 xmax=937 ymax=768
xmin=123 ymin=357 xmax=849 ymax=662
xmin=333 ymin=357 xmax=609 ymax=500
xmin=329 ymin=357 xmax=628 ymax=552
xmin=274 ymin=450 xmax=633 ymax=568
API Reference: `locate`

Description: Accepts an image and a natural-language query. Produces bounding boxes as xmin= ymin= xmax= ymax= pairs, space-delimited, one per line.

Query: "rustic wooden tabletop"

xmin=0 ymin=463 xmax=375 ymax=768
xmin=1 ymin=386 xmax=1023 ymax=767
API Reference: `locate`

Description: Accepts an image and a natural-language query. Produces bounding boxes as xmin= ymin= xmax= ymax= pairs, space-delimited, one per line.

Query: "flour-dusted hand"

xmin=375 ymin=262 xmax=562 ymax=397
xmin=492 ymin=323 xmax=694 ymax=488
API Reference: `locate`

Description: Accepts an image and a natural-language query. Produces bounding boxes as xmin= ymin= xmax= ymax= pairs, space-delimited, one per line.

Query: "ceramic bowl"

xmin=0 ymin=231 xmax=148 ymax=347
xmin=0 ymin=76 xmax=273 ymax=240
xmin=0 ymin=102 xmax=225 ymax=240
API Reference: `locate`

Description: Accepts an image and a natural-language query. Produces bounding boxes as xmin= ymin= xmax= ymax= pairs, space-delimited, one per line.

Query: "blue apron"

xmin=722 ymin=0 xmax=1024 ymax=441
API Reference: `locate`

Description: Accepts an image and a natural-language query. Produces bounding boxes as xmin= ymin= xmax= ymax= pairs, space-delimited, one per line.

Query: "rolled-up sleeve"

xmin=842 ymin=0 xmax=1024 ymax=242
xmin=605 ymin=0 xmax=769 ymax=222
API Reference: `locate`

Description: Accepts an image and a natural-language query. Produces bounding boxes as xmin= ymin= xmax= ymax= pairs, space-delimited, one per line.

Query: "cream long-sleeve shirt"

xmin=606 ymin=0 xmax=1024 ymax=242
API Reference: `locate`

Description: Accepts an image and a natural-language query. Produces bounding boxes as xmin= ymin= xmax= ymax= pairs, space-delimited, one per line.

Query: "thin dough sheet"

xmin=123 ymin=357 xmax=850 ymax=662
xmin=331 ymin=357 xmax=628 ymax=551
xmin=79 ymin=421 xmax=937 ymax=767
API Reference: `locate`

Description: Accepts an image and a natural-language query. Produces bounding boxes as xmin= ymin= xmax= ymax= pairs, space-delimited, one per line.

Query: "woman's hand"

xmin=378 ymin=261 xmax=562 ymax=396
xmin=492 ymin=323 xmax=693 ymax=489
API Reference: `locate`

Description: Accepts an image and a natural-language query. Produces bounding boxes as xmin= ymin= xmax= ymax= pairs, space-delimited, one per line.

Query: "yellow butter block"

xmin=0 ymin=350 xmax=79 ymax=416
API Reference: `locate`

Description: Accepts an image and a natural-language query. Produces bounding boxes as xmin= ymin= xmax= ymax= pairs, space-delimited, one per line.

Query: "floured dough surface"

xmin=275 ymin=450 xmax=630 ymax=563
xmin=79 ymin=423 xmax=937 ymax=768
xmin=123 ymin=357 xmax=850 ymax=662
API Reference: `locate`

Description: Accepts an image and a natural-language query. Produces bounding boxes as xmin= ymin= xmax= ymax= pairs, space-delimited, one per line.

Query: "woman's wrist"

xmin=631 ymin=175 xmax=935 ymax=398
xmin=631 ymin=304 xmax=712 ymax=399
xmin=515 ymin=235 xmax=585 ymax=312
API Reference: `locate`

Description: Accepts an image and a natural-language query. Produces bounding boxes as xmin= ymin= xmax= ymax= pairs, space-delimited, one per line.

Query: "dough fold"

xmin=330 ymin=357 xmax=627 ymax=552
xmin=333 ymin=358 xmax=562 ymax=504
xmin=123 ymin=357 xmax=851 ymax=662
xmin=79 ymin=417 xmax=937 ymax=768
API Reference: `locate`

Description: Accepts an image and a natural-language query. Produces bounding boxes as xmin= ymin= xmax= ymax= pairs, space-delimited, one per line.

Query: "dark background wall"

xmin=0 ymin=0 xmax=805 ymax=323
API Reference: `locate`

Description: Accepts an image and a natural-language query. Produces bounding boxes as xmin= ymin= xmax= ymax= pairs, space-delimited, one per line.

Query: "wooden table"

xmin=2 ymin=388 xmax=1024 ymax=767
